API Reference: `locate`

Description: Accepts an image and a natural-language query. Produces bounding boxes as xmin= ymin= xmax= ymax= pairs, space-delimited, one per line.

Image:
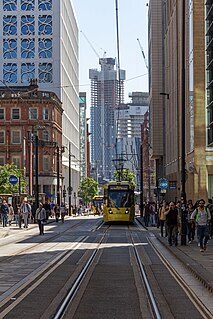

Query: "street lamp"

xmin=181 ymin=0 xmax=187 ymax=245
xmin=73 ymin=192 xmax=77 ymax=212
xmin=62 ymin=143 xmax=76 ymax=215
xmin=56 ymin=145 xmax=65 ymax=207
xmin=140 ymin=135 xmax=143 ymax=218
xmin=28 ymin=124 xmax=49 ymax=210
xmin=35 ymin=134 xmax=39 ymax=209
xmin=68 ymin=142 xmax=73 ymax=215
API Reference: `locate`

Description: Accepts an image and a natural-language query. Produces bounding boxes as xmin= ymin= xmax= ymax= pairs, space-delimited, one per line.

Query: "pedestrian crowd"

xmin=0 ymin=198 xmax=69 ymax=235
xmin=142 ymin=198 xmax=213 ymax=252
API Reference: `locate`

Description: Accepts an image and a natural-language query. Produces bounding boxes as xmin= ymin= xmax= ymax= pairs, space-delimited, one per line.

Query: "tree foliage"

xmin=114 ymin=168 xmax=136 ymax=188
xmin=0 ymin=164 xmax=27 ymax=194
xmin=78 ymin=177 xmax=98 ymax=204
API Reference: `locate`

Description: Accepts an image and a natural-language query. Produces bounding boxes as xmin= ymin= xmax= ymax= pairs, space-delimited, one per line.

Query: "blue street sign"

xmin=9 ymin=175 xmax=18 ymax=185
xmin=158 ymin=178 xmax=169 ymax=189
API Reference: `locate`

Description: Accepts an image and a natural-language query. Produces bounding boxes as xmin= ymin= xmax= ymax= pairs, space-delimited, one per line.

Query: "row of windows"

xmin=3 ymin=62 xmax=53 ymax=83
xmin=0 ymin=129 xmax=50 ymax=144
xmin=3 ymin=38 xmax=52 ymax=59
xmin=3 ymin=0 xmax=52 ymax=12
xmin=0 ymin=156 xmax=51 ymax=171
xmin=0 ymin=107 xmax=49 ymax=120
xmin=3 ymin=15 xmax=52 ymax=36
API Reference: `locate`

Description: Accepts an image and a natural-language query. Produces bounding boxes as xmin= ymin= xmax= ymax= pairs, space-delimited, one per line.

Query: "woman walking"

xmin=8 ymin=203 xmax=14 ymax=226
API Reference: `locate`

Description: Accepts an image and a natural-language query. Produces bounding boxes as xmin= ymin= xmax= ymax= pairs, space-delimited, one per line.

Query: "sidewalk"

xmin=0 ymin=217 xmax=56 ymax=238
xmin=137 ymin=217 xmax=213 ymax=293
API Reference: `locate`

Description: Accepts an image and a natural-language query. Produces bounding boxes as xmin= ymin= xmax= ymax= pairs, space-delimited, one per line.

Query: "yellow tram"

xmin=103 ymin=181 xmax=135 ymax=223
xmin=92 ymin=195 xmax=104 ymax=215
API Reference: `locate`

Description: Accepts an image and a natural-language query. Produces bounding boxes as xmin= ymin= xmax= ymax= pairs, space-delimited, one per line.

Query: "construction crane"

xmin=137 ymin=38 xmax=148 ymax=70
xmin=80 ymin=30 xmax=100 ymax=59
xmin=80 ymin=30 xmax=106 ymax=60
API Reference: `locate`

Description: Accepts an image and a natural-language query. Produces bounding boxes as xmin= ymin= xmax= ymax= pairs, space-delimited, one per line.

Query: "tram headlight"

xmin=125 ymin=209 xmax=129 ymax=214
xmin=109 ymin=209 xmax=113 ymax=214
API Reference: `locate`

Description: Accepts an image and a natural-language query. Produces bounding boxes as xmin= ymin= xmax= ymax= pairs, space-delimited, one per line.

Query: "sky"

xmin=71 ymin=0 xmax=149 ymax=106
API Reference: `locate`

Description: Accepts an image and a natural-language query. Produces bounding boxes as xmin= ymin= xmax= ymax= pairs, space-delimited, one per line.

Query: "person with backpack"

xmin=191 ymin=199 xmax=211 ymax=252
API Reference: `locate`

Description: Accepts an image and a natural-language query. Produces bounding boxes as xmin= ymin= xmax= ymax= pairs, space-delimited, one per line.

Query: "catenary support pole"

xmin=181 ymin=0 xmax=187 ymax=245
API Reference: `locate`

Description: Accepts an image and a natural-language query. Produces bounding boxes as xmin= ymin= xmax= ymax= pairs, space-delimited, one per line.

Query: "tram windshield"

xmin=108 ymin=190 xmax=132 ymax=208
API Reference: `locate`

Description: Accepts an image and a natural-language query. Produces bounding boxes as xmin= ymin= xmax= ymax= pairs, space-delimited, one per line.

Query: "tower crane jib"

xmin=137 ymin=38 xmax=148 ymax=70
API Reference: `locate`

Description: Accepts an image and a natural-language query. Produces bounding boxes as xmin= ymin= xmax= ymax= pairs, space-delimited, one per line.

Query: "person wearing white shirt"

xmin=191 ymin=199 xmax=211 ymax=252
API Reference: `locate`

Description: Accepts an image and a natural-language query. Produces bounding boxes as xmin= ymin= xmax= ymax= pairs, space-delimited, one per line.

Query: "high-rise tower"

xmin=89 ymin=58 xmax=125 ymax=182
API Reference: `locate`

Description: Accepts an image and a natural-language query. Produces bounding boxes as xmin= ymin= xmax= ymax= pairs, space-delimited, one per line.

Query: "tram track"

xmin=0 ymin=219 xmax=104 ymax=317
xmin=128 ymin=230 xmax=161 ymax=319
xmin=132 ymin=220 xmax=213 ymax=319
xmin=53 ymin=224 xmax=159 ymax=319
xmin=148 ymin=237 xmax=213 ymax=319
xmin=53 ymin=227 xmax=109 ymax=319
xmin=2 ymin=220 xmax=212 ymax=319
xmin=0 ymin=223 xmax=110 ymax=319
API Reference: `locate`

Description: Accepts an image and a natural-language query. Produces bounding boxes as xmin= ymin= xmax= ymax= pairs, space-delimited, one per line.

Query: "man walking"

xmin=191 ymin=199 xmax=211 ymax=252
xmin=35 ymin=202 xmax=46 ymax=235
xmin=165 ymin=201 xmax=179 ymax=246
xmin=20 ymin=199 xmax=31 ymax=229
xmin=1 ymin=200 xmax=9 ymax=227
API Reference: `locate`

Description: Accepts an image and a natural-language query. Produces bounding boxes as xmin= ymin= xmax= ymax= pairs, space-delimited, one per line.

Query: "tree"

xmin=78 ymin=177 xmax=98 ymax=205
xmin=114 ymin=168 xmax=136 ymax=188
xmin=0 ymin=163 xmax=27 ymax=194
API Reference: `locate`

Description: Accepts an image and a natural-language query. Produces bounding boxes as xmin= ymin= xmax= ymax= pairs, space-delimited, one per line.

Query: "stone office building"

xmin=149 ymin=0 xmax=213 ymax=202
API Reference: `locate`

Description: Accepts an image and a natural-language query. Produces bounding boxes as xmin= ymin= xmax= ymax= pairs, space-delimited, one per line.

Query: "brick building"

xmin=0 ymin=81 xmax=63 ymax=200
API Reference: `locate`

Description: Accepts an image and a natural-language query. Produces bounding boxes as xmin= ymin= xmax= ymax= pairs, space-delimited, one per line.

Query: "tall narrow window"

xmin=0 ymin=157 xmax=5 ymax=166
xmin=12 ymin=156 xmax=21 ymax=168
xmin=43 ymin=108 xmax=49 ymax=120
xmin=29 ymin=108 xmax=38 ymax=120
xmin=0 ymin=131 xmax=5 ymax=144
xmin=0 ymin=109 xmax=5 ymax=120
xmin=43 ymin=156 xmax=50 ymax=171
xmin=11 ymin=130 xmax=21 ymax=144
xmin=43 ymin=130 xmax=49 ymax=141
xmin=12 ymin=108 xmax=20 ymax=120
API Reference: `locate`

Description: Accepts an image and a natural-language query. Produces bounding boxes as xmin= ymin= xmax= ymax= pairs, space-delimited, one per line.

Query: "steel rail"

xmin=0 ymin=220 xmax=103 ymax=314
xmin=53 ymin=228 xmax=108 ymax=319
xmin=0 ymin=236 xmax=89 ymax=317
xmin=130 ymin=232 xmax=162 ymax=319
xmin=148 ymin=238 xmax=213 ymax=319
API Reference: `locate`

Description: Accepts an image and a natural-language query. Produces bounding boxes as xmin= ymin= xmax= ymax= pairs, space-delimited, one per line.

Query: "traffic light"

xmin=63 ymin=189 xmax=66 ymax=198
